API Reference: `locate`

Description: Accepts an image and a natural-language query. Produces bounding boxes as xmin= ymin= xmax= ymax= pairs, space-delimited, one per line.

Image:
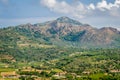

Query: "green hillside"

xmin=0 ymin=17 xmax=120 ymax=80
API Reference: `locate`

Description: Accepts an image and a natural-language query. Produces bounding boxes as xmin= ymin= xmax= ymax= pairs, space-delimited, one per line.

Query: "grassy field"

xmin=0 ymin=68 xmax=15 ymax=72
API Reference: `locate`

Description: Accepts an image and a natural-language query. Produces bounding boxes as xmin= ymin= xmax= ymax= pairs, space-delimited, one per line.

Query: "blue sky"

xmin=0 ymin=0 xmax=120 ymax=30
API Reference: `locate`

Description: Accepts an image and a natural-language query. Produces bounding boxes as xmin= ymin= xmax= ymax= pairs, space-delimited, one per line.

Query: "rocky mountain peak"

xmin=57 ymin=16 xmax=71 ymax=21
xmin=56 ymin=16 xmax=82 ymax=25
xmin=100 ymin=27 xmax=120 ymax=34
xmin=0 ymin=16 xmax=120 ymax=48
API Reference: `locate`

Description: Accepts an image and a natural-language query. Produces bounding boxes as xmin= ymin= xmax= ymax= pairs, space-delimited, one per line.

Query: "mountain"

xmin=0 ymin=16 xmax=120 ymax=48
xmin=0 ymin=17 xmax=120 ymax=80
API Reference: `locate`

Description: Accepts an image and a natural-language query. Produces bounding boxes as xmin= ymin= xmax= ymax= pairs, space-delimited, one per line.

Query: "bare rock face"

xmin=1 ymin=16 xmax=120 ymax=48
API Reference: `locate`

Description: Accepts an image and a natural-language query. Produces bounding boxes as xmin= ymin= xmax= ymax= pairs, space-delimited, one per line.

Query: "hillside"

xmin=1 ymin=16 xmax=120 ymax=48
xmin=0 ymin=17 xmax=120 ymax=80
xmin=0 ymin=16 xmax=120 ymax=61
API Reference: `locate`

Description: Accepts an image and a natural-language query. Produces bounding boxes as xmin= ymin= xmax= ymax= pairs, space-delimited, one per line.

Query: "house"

xmin=1 ymin=71 xmax=19 ymax=78
xmin=110 ymin=70 xmax=120 ymax=73
xmin=82 ymin=71 xmax=90 ymax=74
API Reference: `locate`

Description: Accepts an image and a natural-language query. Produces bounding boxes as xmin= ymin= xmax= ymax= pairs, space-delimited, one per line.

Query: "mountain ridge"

xmin=0 ymin=16 xmax=120 ymax=48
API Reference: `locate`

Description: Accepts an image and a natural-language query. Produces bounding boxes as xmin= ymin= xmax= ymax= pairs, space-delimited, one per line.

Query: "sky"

xmin=0 ymin=0 xmax=120 ymax=30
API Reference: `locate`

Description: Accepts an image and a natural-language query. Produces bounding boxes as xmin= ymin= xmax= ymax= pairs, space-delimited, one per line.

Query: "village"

xmin=0 ymin=65 xmax=120 ymax=80
xmin=0 ymin=66 xmax=70 ymax=80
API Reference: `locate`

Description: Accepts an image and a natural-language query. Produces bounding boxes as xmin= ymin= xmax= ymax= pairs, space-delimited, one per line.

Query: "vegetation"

xmin=63 ymin=30 xmax=86 ymax=41
xmin=0 ymin=45 xmax=120 ymax=79
xmin=0 ymin=20 xmax=120 ymax=79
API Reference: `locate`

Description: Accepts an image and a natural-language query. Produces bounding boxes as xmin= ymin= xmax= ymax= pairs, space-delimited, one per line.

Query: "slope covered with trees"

xmin=0 ymin=17 xmax=120 ymax=80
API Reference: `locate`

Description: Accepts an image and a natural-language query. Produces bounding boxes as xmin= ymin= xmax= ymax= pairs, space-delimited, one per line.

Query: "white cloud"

xmin=88 ymin=3 xmax=95 ymax=10
xmin=115 ymin=0 xmax=120 ymax=5
xmin=96 ymin=0 xmax=120 ymax=11
xmin=41 ymin=0 xmax=87 ymax=18
xmin=41 ymin=0 xmax=56 ymax=8
xmin=41 ymin=0 xmax=69 ymax=13
xmin=40 ymin=0 xmax=120 ymax=18
xmin=97 ymin=0 xmax=110 ymax=11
